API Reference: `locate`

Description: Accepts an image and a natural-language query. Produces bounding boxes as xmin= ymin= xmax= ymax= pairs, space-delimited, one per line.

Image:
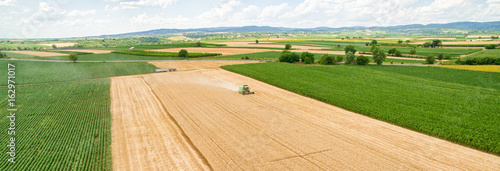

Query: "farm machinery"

xmin=239 ymin=85 xmax=254 ymax=95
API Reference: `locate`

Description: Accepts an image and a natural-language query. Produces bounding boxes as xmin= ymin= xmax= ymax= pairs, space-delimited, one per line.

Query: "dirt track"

xmin=5 ymin=51 xmax=67 ymax=57
xmin=111 ymin=64 xmax=500 ymax=170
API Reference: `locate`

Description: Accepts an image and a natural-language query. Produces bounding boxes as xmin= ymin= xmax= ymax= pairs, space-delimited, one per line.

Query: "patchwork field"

xmin=149 ymin=60 xmax=261 ymax=70
xmin=5 ymin=50 xmax=67 ymax=57
xmin=150 ymin=47 xmax=276 ymax=55
xmin=60 ymin=49 xmax=112 ymax=54
xmin=110 ymin=66 xmax=500 ymax=170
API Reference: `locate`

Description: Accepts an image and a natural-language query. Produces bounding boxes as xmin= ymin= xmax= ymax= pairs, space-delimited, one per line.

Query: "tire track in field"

xmin=138 ymin=68 xmax=500 ymax=170
xmin=110 ymin=76 xmax=211 ymax=170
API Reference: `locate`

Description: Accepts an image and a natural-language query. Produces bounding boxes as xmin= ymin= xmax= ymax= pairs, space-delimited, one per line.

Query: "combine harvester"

xmin=238 ymin=85 xmax=255 ymax=95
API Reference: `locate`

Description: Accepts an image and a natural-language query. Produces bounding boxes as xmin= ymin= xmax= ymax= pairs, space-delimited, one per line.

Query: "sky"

xmin=0 ymin=0 xmax=499 ymax=38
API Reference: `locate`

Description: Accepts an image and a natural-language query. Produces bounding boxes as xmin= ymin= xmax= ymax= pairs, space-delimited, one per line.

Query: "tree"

xmin=370 ymin=44 xmax=377 ymax=52
xmin=179 ymin=49 xmax=188 ymax=58
xmin=195 ymin=41 xmax=202 ymax=47
xmin=426 ymin=55 xmax=435 ymax=64
xmin=285 ymin=44 xmax=292 ymax=50
xmin=345 ymin=51 xmax=355 ymax=64
xmin=300 ymin=52 xmax=315 ymax=64
xmin=423 ymin=42 xmax=432 ymax=48
xmin=336 ymin=55 xmax=343 ymax=63
xmin=394 ymin=50 xmax=402 ymax=57
xmin=397 ymin=40 xmax=403 ymax=44
xmin=255 ymin=40 xmax=259 ymax=44
xmin=437 ymin=54 xmax=444 ymax=61
xmin=371 ymin=40 xmax=377 ymax=45
xmin=0 ymin=53 xmax=7 ymax=58
xmin=356 ymin=55 xmax=369 ymax=65
xmin=278 ymin=50 xmax=299 ymax=63
xmin=52 ymin=44 xmax=57 ymax=49
xmin=67 ymin=52 xmax=78 ymax=63
xmin=409 ymin=48 xmax=416 ymax=57
xmin=344 ymin=45 xmax=356 ymax=54
xmin=431 ymin=40 xmax=442 ymax=48
xmin=318 ymin=54 xmax=335 ymax=65
xmin=372 ymin=47 xmax=386 ymax=65
xmin=387 ymin=48 xmax=397 ymax=55
xmin=406 ymin=40 xmax=411 ymax=43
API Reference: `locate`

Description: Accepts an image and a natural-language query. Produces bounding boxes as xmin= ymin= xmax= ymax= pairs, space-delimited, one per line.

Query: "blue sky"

xmin=0 ymin=0 xmax=499 ymax=38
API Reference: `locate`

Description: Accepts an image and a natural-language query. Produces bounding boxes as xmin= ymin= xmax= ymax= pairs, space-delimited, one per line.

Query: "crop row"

xmin=222 ymin=63 xmax=500 ymax=155
xmin=0 ymin=79 xmax=112 ymax=170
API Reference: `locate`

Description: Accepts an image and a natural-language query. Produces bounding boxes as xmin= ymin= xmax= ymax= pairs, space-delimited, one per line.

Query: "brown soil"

xmin=111 ymin=63 xmax=500 ymax=170
xmin=5 ymin=51 xmax=67 ymax=57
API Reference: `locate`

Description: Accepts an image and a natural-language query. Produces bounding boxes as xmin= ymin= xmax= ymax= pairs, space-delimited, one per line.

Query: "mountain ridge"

xmin=99 ymin=21 xmax=500 ymax=37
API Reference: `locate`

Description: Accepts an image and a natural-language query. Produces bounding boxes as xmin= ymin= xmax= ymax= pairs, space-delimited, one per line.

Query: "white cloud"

xmin=130 ymin=13 xmax=190 ymax=26
xmin=116 ymin=0 xmax=177 ymax=9
xmin=197 ymin=0 xmax=241 ymax=19
xmin=20 ymin=2 xmax=67 ymax=26
xmin=67 ymin=10 xmax=97 ymax=17
xmin=0 ymin=0 xmax=16 ymax=6
xmin=260 ymin=3 xmax=290 ymax=18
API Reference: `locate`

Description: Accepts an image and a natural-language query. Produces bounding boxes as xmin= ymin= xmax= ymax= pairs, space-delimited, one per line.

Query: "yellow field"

xmin=439 ymin=65 xmax=500 ymax=72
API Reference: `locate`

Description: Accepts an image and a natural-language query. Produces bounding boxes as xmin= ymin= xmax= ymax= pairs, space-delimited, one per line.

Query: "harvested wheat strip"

xmin=111 ymin=76 xmax=211 ymax=171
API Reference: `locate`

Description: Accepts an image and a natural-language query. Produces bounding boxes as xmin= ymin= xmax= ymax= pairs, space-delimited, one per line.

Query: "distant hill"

xmin=99 ymin=21 xmax=500 ymax=37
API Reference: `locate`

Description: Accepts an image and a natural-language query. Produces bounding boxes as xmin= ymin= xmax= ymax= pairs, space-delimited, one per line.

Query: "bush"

xmin=301 ymin=52 xmax=315 ymax=64
xmin=285 ymin=44 xmax=292 ymax=50
xmin=426 ymin=55 xmax=435 ymax=64
xmin=394 ymin=50 xmax=402 ymax=57
xmin=196 ymin=41 xmax=202 ymax=47
xmin=256 ymin=40 xmax=259 ymax=44
xmin=318 ymin=54 xmax=335 ymax=65
xmin=356 ymin=55 xmax=369 ymax=65
xmin=387 ymin=48 xmax=397 ymax=55
xmin=485 ymin=44 xmax=497 ymax=49
xmin=179 ymin=49 xmax=188 ymax=58
xmin=437 ymin=54 xmax=444 ymax=60
xmin=336 ymin=55 xmax=343 ymax=63
xmin=279 ymin=51 xmax=300 ymax=63
xmin=67 ymin=52 xmax=78 ymax=63
xmin=458 ymin=56 xmax=500 ymax=65
xmin=345 ymin=52 xmax=355 ymax=64
xmin=444 ymin=54 xmax=451 ymax=59
xmin=344 ymin=45 xmax=357 ymax=54
xmin=0 ymin=53 xmax=6 ymax=58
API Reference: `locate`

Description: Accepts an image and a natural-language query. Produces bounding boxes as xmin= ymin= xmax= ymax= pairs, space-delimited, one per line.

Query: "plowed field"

xmin=111 ymin=64 xmax=500 ymax=170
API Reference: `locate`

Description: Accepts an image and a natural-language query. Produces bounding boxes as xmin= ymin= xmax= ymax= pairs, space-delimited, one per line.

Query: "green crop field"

xmin=0 ymin=79 xmax=112 ymax=170
xmin=0 ymin=60 xmax=157 ymax=85
xmin=468 ymin=49 xmax=500 ymax=58
xmin=222 ymin=63 xmax=500 ymax=155
xmin=7 ymin=53 xmax=185 ymax=61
